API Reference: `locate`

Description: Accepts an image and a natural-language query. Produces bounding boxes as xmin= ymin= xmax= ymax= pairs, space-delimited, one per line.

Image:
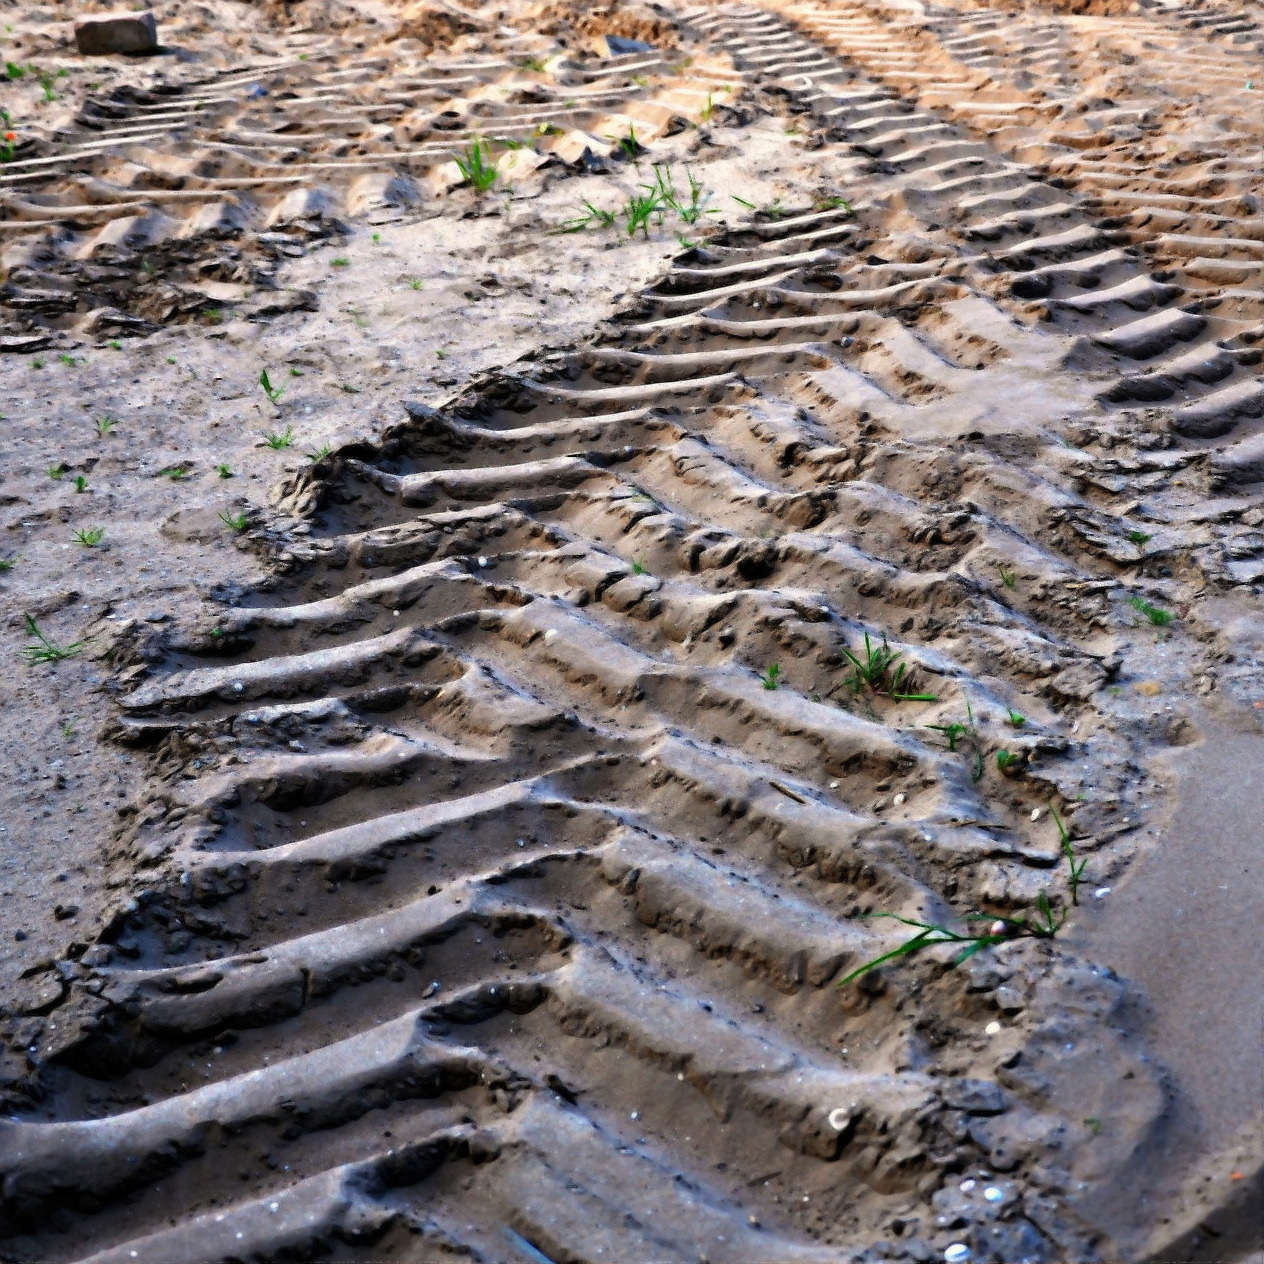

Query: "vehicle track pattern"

xmin=3 ymin=2 xmax=1262 ymax=1261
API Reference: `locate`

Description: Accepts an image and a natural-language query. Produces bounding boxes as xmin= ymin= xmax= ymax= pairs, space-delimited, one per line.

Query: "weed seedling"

xmin=73 ymin=526 xmax=104 ymax=546
xmin=95 ymin=415 xmax=116 ymax=437
xmin=925 ymin=720 xmax=967 ymax=751
xmin=631 ymin=557 xmax=648 ymax=576
xmin=109 ymin=340 xmax=122 ymax=350
xmin=1128 ymin=529 xmax=1152 ymax=546
xmin=306 ymin=444 xmax=332 ymax=462
xmin=456 ymin=137 xmax=498 ymax=193
xmin=73 ymin=475 xmax=87 ymax=493
xmin=216 ymin=463 xmax=233 ymax=479
xmin=996 ymin=749 xmax=1020 ymax=772
xmin=435 ymin=349 xmax=448 ymax=361
xmin=1130 ymin=596 xmax=1173 ymax=627
xmin=0 ymin=553 xmax=18 ymax=571
xmin=372 ymin=231 xmax=381 ymax=244
xmin=1006 ymin=707 xmax=1027 ymax=728
xmin=842 ymin=631 xmax=937 ymax=701
xmin=61 ymin=717 xmax=77 ymax=738
xmin=732 ymin=194 xmax=756 ymax=210
xmin=816 ymin=195 xmax=854 ymax=213
xmin=998 ymin=565 xmax=1017 ymax=590
xmin=264 ymin=426 xmax=294 ymax=450
xmin=611 ymin=123 xmax=641 ymax=161
xmin=218 ymin=509 xmax=249 ymax=532
xmin=1049 ymin=802 xmax=1087 ymax=905
xmin=4 ymin=62 xmax=23 ymax=80
xmin=19 ymin=615 xmax=83 ymax=664
xmin=39 ymin=72 xmax=55 ymax=102
xmin=520 ymin=56 xmax=548 ymax=72
xmin=624 ymin=189 xmax=663 ymax=239
xmin=167 ymin=356 xmax=177 ymax=365
xmin=160 ymin=465 xmax=189 ymax=480
xmin=289 ymin=366 xmax=302 ymax=377
xmin=409 ymin=279 xmax=424 ymax=290
xmin=1084 ymin=1117 xmax=1104 ymax=1136
xmin=31 ymin=356 xmax=45 ymax=370
xmin=837 ymin=892 xmax=1065 ymax=988
xmin=700 ymin=93 xmax=714 ymax=123
xmin=331 ymin=257 xmax=350 ymax=268
xmin=260 ymin=368 xmax=285 ymax=405
xmin=48 ymin=463 xmax=66 ymax=480
xmin=556 ymin=200 xmax=619 ymax=233
xmin=760 ymin=663 xmax=781 ymax=690
xmin=340 ymin=382 xmax=362 ymax=393
xmin=59 ymin=352 xmax=75 ymax=367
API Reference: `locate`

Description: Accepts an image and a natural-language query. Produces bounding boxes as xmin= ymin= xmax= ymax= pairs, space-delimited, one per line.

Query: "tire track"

xmin=4 ymin=2 xmax=1256 ymax=1260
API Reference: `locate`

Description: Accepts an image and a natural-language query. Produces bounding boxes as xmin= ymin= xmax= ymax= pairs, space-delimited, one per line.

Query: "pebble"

xmin=893 ymin=793 xmax=906 ymax=806
xmin=827 ymin=1107 xmax=851 ymax=1131
xmin=959 ymin=1179 xmax=976 ymax=1193
xmin=233 ymin=682 xmax=244 ymax=693
xmin=984 ymin=1020 xmax=1002 ymax=1035
xmin=983 ymin=1186 xmax=1004 ymax=1203
xmin=1093 ymin=887 xmax=1112 ymax=898
xmin=478 ymin=556 xmax=488 ymax=567
xmin=945 ymin=1245 xmax=971 ymax=1264
xmin=1030 ymin=807 xmax=1042 ymax=821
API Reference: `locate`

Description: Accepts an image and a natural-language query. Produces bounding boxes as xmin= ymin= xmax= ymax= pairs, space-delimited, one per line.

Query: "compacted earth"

xmin=1 ymin=0 xmax=1263 ymax=1259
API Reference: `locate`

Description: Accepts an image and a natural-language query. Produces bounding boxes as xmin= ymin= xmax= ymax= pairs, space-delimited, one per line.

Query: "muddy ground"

xmin=1 ymin=0 xmax=1263 ymax=1260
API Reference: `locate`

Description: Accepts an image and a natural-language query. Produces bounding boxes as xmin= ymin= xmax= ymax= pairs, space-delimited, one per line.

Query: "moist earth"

xmin=1 ymin=0 xmax=1263 ymax=1261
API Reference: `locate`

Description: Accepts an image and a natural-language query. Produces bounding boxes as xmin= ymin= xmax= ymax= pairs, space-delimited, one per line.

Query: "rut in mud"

xmin=3 ymin=0 xmax=1264 ymax=1261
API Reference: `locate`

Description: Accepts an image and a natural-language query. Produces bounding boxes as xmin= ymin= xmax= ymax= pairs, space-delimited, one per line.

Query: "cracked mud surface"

xmin=2 ymin=0 xmax=1264 ymax=1260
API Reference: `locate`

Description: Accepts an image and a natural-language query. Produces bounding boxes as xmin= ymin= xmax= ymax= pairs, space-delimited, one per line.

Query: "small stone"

xmin=1093 ymin=886 xmax=1112 ymax=899
xmin=944 ymin=1244 xmax=971 ymax=1264
xmin=1030 ymin=807 xmax=1042 ymax=821
xmin=893 ymin=793 xmax=907 ymax=806
xmin=983 ymin=1186 xmax=1004 ymax=1203
xmin=14 ymin=929 xmax=27 ymax=942
xmin=985 ymin=1020 xmax=1002 ymax=1035
xmin=74 ymin=9 xmax=158 ymax=54
xmin=994 ymin=985 xmax=1025 ymax=1014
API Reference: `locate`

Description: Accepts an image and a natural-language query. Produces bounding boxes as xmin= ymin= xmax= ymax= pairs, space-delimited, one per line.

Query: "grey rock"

xmin=74 ymin=9 xmax=157 ymax=54
xmin=942 ymin=1079 xmax=1007 ymax=1115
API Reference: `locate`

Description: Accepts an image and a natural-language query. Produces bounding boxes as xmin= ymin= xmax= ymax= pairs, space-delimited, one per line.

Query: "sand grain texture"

xmin=2 ymin=0 xmax=1264 ymax=1259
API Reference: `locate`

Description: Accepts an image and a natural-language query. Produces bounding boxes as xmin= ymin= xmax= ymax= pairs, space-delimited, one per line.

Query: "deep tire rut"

xmin=4 ymin=1 xmax=1264 ymax=1260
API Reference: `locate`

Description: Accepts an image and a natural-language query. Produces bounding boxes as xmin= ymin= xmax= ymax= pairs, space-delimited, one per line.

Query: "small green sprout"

xmin=59 ymin=352 xmax=76 ymax=367
xmin=216 ymin=463 xmax=234 ymax=479
xmin=700 ymin=92 xmax=713 ymax=123
xmin=842 ymin=631 xmax=935 ymax=700
xmin=19 ymin=615 xmax=83 ymax=664
xmin=73 ymin=475 xmax=88 ymax=493
xmin=456 ymin=137 xmax=498 ymax=193
xmin=925 ymin=720 xmax=967 ymax=751
xmin=996 ymin=749 xmax=1020 ymax=772
xmin=264 ymin=426 xmax=294 ymax=449
xmin=732 ymin=195 xmax=756 ymax=210
xmin=62 ymin=717 xmax=77 ymax=738
xmin=31 ymin=356 xmax=45 ymax=370
xmin=73 ymin=526 xmax=104 ymax=546
xmin=631 ymin=558 xmax=648 ymax=575
xmin=372 ymin=232 xmax=381 ymax=244
xmin=760 ymin=663 xmax=781 ymax=690
xmin=306 ymin=444 xmax=332 ymax=462
xmin=260 ymin=368 xmax=285 ymax=405
xmin=109 ymin=340 xmax=122 ymax=350
xmin=340 ymin=382 xmax=362 ymax=393
xmin=1006 ymin=707 xmax=1027 ymax=727
xmin=435 ymin=349 xmax=448 ymax=361
xmin=48 ymin=463 xmax=67 ymax=480
xmin=331 ymin=257 xmax=351 ymax=268
xmin=39 ymin=72 xmax=55 ymax=102
xmin=1084 ymin=1117 xmax=1104 ymax=1136
xmin=218 ymin=509 xmax=249 ymax=532
xmin=1130 ymin=596 xmax=1173 ymax=626
xmin=0 ymin=553 xmax=18 ymax=571
xmin=837 ymin=893 xmax=1065 ymax=988
xmin=409 ymin=279 xmax=424 ymax=290
xmin=160 ymin=465 xmax=189 ymax=480
xmin=167 ymin=356 xmax=177 ymax=365
xmin=289 ymin=366 xmax=302 ymax=377
xmin=624 ymin=189 xmax=663 ymax=239
xmin=1049 ymin=802 xmax=1087 ymax=905
xmin=997 ymin=565 xmax=1017 ymax=590
xmin=95 ymin=415 xmax=116 ymax=436
xmin=555 ymin=200 xmax=619 ymax=233
xmin=1128 ymin=529 xmax=1152 ymax=546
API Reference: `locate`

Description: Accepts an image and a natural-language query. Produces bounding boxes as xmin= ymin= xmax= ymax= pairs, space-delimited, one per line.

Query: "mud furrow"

xmin=2 ymin=2 xmax=1261 ymax=1261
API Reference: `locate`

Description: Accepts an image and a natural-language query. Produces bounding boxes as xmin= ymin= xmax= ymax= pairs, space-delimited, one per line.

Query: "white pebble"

xmin=630 ymin=1110 xmax=640 ymax=1120
xmin=478 ymin=556 xmax=488 ymax=567
xmin=829 ymin=780 xmax=839 ymax=789
xmin=233 ymin=682 xmax=244 ymax=692
xmin=1030 ymin=807 xmax=1042 ymax=821
xmin=983 ymin=1186 xmax=1004 ymax=1203
xmin=959 ymin=1179 xmax=977 ymax=1193
xmin=945 ymin=1245 xmax=971 ymax=1264
xmin=985 ymin=1020 xmax=1002 ymax=1035
xmin=544 ymin=628 xmax=558 ymax=641
xmin=893 ymin=793 xmax=906 ymax=806
xmin=827 ymin=1107 xmax=851 ymax=1131
xmin=1094 ymin=887 xmax=1112 ymax=898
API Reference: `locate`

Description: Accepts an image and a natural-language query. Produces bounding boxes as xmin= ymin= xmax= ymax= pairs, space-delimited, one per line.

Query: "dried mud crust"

xmin=3 ymin=1 xmax=1264 ymax=1262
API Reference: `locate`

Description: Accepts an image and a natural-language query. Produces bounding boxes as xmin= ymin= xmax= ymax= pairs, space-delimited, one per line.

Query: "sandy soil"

xmin=1 ymin=0 xmax=1264 ymax=1259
